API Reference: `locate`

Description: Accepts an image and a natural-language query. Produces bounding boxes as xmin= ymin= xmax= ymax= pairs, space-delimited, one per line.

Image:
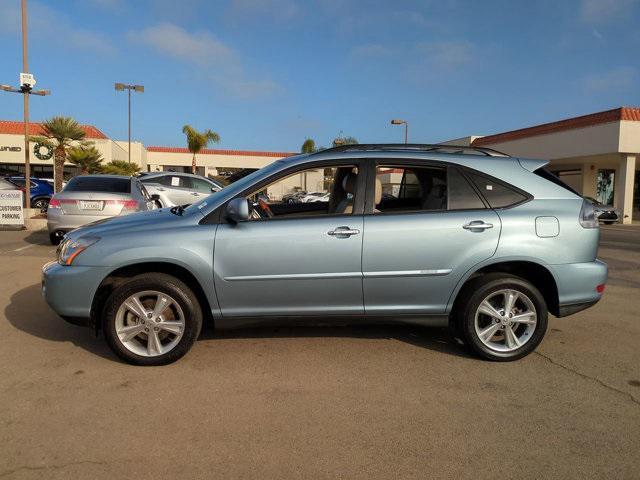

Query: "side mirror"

xmin=225 ymin=197 xmax=249 ymax=223
xmin=211 ymin=186 xmax=219 ymax=192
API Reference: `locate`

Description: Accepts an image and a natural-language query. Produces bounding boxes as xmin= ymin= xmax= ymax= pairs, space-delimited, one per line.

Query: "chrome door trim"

xmin=224 ymin=271 xmax=363 ymax=282
xmin=363 ymin=269 xmax=452 ymax=278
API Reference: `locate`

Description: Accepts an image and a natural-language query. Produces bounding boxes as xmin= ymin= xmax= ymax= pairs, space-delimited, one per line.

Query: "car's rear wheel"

xmin=454 ymin=273 xmax=548 ymax=361
xmin=49 ymin=231 xmax=64 ymax=245
xmin=33 ymin=198 xmax=49 ymax=210
xmin=102 ymin=273 xmax=202 ymax=366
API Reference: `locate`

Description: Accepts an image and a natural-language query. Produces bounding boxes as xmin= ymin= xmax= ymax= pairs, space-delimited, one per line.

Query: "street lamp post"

xmin=115 ymin=83 xmax=144 ymax=163
xmin=390 ymin=119 xmax=408 ymax=144
xmin=0 ymin=0 xmax=50 ymax=210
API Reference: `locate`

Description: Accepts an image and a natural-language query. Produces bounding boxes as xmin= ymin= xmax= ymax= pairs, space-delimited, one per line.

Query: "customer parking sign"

xmin=0 ymin=190 xmax=24 ymax=227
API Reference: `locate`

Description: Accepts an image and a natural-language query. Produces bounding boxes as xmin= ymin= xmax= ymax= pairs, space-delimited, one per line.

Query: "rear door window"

xmin=373 ymin=165 xmax=486 ymax=213
xmin=65 ymin=177 xmax=131 ymax=193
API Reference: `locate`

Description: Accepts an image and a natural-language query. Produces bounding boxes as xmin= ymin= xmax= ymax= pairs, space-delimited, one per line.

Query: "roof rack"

xmin=314 ymin=143 xmax=510 ymax=157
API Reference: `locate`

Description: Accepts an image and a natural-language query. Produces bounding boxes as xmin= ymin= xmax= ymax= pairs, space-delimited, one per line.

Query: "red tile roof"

xmin=147 ymin=146 xmax=296 ymax=158
xmin=472 ymin=107 xmax=640 ymax=146
xmin=0 ymin=120 xmax=108 ymax=139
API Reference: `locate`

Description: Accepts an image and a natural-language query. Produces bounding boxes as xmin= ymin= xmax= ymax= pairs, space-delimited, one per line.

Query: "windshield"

xmin=184 ymin=160 xmax=288 ymax=214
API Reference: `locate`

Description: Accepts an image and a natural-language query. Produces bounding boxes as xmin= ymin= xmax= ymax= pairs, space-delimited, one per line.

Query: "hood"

xmin=66 ymin=207 xmax=202 ymax=240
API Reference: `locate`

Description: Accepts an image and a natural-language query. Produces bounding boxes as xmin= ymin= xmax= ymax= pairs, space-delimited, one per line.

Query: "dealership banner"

xmin=0 ymin=190 xmax=24 ymax=227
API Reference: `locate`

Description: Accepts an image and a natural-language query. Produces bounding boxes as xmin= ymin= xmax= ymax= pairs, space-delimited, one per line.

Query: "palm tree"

xmin=101 ymin=160 xmax=140 ymax=176
xmin=182 ymin=125 xmax=220 ymax=174
xmin=67 ymin=146 xmax=104 ymax=175
xmin=30 ymin=116 xmax=87 ymax=192
xmin=301 ymin=138 xmax=316 ymax=153
xmin=332 ymin=136 xmax=358 ymax=147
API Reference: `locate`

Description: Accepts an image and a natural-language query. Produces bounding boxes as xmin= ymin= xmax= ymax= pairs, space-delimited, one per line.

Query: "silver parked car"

xmin=47 ymin=175 xmax=157 ymax=245
xmin=140 ymin=172 xmax=223 ymax=208
xmin=584 ymin=196 xmax=620 ymax=224
xmin=42 ymin=144 xmax=607 ymax=365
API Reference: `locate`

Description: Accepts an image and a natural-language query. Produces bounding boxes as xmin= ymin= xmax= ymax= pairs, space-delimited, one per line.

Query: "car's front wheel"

xmin=454 ymin=273 xmax=548 ymax=361
xmin=102 ymin=273 xmax=203 ymax=366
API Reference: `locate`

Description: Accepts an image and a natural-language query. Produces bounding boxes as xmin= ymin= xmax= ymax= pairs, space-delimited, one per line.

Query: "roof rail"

xmin=314 ymin=143 xmax=510 ymax=157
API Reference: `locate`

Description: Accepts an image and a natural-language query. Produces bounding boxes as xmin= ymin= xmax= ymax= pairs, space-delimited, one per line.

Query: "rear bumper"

xmin=47 ymin=210 xmax=111 ymax=232
xmin=550 ymin=259 xmax=607 ymax=317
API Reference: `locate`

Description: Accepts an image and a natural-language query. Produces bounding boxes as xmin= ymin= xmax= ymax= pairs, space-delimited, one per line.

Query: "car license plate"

xmin=79 ymin=200 xmax=103 ymax=210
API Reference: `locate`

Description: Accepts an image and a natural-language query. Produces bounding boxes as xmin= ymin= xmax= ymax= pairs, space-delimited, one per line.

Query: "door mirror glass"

xmin=226 ymin=197 xmax=249 ymax=223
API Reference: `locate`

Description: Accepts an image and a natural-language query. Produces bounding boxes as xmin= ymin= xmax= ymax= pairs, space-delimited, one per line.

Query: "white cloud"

xmin=580 ymin=0 xmax=639 ymax=23
xmin=0 ymin=0 xmax=114 ymax=55
xmin=131 ymin=23 xmax=235 ymax=67
xmin=582 ymin=66 xmax=637 ymax=92
xmin=415 ymin=41 xmax=474 ymax=69
xmin=130 ymin=23 xmax=280 ymax=99
xmin=349 ymin=44 xmax=394 ymax=60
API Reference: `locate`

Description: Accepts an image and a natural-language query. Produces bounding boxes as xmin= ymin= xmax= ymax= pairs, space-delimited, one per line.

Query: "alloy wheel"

xmin=114 ymin=290 xmax=185 ymax=357
xmin=474 ymin=289 xmax=537 ymax=352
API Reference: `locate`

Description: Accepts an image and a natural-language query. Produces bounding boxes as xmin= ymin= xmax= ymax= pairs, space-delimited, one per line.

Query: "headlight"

xmin=58 ymin=236 xmax=100 ymax=265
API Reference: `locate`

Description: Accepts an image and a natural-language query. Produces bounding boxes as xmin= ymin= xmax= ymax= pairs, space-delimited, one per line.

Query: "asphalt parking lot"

xmin=1 ymin=226 xmax=639 ymax=479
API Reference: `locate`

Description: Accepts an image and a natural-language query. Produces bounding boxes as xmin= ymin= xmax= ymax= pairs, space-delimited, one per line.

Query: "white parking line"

xmin=13 ymin=244 xmax=34 ymax=252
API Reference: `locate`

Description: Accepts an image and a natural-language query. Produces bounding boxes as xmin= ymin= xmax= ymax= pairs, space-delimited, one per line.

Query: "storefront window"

xmin=596 ymin=169 xmax=615 ymax=205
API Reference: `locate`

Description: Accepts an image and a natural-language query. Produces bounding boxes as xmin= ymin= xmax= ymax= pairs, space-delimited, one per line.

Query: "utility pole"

xmin=0 ymin=0 xmax=50 ymax=209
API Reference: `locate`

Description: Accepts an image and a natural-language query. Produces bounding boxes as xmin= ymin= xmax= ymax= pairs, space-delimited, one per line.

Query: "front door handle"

xmin=463 ymin=221 xmax=494 ymax=231
xmin=191 ymin=192 xmax=199 ymax=196
xmin=328 ymin=226 xmax=360 ymax=237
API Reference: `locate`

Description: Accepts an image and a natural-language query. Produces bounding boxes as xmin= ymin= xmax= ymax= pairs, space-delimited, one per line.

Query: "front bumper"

xmin=550 ymin=259 xmax=608 ymax=317
xmin=42 ymin=261 xmax=111 ymax=327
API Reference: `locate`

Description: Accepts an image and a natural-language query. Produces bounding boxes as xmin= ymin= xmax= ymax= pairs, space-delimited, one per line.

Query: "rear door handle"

xmin=328 ymin=226 xmax=360 ymax=237
xmin=463 ymin=221 xmax=493 ymax=231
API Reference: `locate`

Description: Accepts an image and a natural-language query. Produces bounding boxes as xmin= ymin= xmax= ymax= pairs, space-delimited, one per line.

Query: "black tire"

xmin=102 ymin=273 xmax=203 ymax=366
xmin=453 ymin=273 xmax=548 ymax=361
xmin=603 ymin=221 xmax=615 ymax=225
xmin=33 ymin=198 xmax=49 ymax=211
xmin=49 ymin=232 xmax=62 ymax=245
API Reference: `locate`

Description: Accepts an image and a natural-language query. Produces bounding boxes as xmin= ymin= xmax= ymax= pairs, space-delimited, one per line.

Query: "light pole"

xmin=390 ymin=119 xmax=408 ymax=144
xmin=0 ymin=0 xmax=50 ymax=209
xmin=115 ymin=83 xmax=144 ymax=163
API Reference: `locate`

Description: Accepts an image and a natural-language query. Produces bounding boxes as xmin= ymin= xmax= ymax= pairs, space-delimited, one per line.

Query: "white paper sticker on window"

xmin=486 ymin=185 xmax=493 ymax=190
xmin=171 ymin=177 xmax=180 ymax=186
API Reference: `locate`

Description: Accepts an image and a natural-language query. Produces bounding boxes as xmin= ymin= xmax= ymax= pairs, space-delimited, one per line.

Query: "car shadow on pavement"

xmin=200 ymin=322 xmax=472 ymax=359
xmin=5 ymin=283 xmax=116 ymax=362
xmin=22 ymin=230 xmax=51 ymax=245
xmin=6 ymin=284 xmax=470 ymax=362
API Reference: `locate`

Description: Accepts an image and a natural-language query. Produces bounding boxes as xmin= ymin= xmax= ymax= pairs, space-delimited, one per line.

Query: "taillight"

xmin=107 ymin=199 xmax=138 ymax=211
xmin=48 ymin=198 xmax=61 ymax=209
xmin=596 ymin=284 xmax=605 ymax=293
xmin=579 ymin=199 xmax=598 ymax=228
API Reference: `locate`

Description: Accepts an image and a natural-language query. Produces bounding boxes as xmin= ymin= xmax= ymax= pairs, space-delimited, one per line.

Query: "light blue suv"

xmin=42 ymin=144 xmax=607 ymax=365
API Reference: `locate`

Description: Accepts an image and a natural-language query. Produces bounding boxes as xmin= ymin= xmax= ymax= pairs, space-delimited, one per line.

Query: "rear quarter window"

xmin=65 ymin=177 xmax=131 ymax=193
xmin=467 ymin=172 xmax=528 ymax=208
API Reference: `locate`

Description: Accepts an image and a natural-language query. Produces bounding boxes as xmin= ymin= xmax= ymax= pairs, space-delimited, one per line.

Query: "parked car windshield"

xmin=64 ymin=176 xmax=131 ymax=193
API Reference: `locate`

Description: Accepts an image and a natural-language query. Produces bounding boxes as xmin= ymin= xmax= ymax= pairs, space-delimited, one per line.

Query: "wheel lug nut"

xmin=144 ymin=327 xmax=149 ymax=332
xmin=154 ymin=327 xmax=159 ymax=332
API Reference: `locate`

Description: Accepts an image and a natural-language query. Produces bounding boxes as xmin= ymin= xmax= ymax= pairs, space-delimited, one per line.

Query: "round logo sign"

xmin=33 ymin=142 xmax=53 ymax=160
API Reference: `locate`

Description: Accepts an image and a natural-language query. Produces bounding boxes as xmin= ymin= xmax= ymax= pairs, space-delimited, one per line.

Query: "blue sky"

xmin=1 ymin=0 xmax=639 ymax=152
